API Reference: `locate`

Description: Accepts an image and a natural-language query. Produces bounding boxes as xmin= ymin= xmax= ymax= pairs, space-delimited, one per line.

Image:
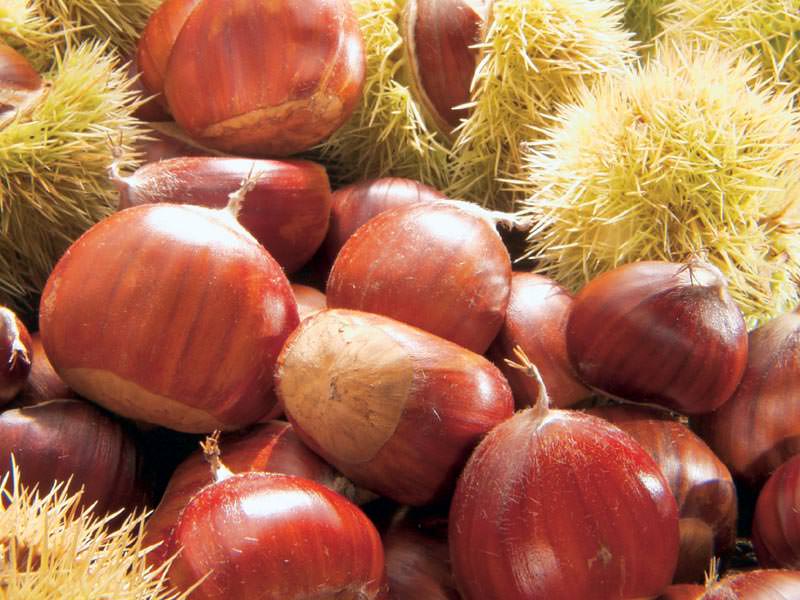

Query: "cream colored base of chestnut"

xmin=62 ymin=368 xmax=226 ymax=433
xmin=277 ymin=312 xmax=410 ymax=465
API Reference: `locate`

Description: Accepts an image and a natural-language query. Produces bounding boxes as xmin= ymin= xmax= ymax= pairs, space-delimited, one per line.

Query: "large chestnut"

xmin=449 ymin=351 xmax=680 ymax=599
xmin=588 ymin=404 xmax=737 ymax=583
xmin=114 ymin=157 xmax=333 ymax=273
xmin=488 ymin=273 xmax=589 ymax=409
xmin=327 ymin=202 xmax=512 ymax=354
xmin=567 ymin=260 xmax=748 ymax=415
xmin=752 ymin=454 xmax=800 ymax=568
xmin=275 ymin=308 xmax=514 ymax=505
xmin=703 ymin=570 xmax=800 ymax=598
xmin=40 ymin=187 xmax=299 ymax=433
xmin=694 ymin=307 xmax=800 ymax=487
xmin=0 ymin=399 xmax=146 ymax=515
xmin=0 ymin=305 xmax=32 ymax=404
xmin=138 ymin=0 xmax=366 ymax=156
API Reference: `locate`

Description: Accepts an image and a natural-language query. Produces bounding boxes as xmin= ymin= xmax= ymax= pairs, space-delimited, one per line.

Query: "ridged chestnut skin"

xmin=14 ymin=333 xmax=75 ymax=408
xmin=275 ymin=309 xmax=514 ymax=505
xmin=291 ymin=283 xmax=326 ymax=320
xmin=402 ymin=0 xmax=487 ymax=134
xmin=116 ymin=157 xmax=333 ymax=273
xmin=327 ymin=203 xmax=512 ymax=354
xmin=449 ymin=407 xmax=680 ymax=600
xmin=145 ymin=421 xmax=339 ymax=564
xmin=384 ymin=508 xmax=460 ymax=600
xmin=141 ymin=0 xmax=366 ymax=156
xmin=588 ymin=404 xmax=737 ymax=583
xmin=752 ymin=454 xmax=800 ymax=568
xmin=166 ymin=472 xmax=387 ymax=599
xmin=0 ymin=306 xmax=32 ymax=404
xmin=567 ymin=261 xmax=748 ymax=415
xmin=694 ymin=308 xmax=800 ymax=488
xmin=0 ymin=399 xmax=146 ymax=515
xmin=39 ymin=203 xmax=299 ymax=433
xmin=656 ymin=584 xmax=704 ymax=600
xmin=322 ymin=177 xmax=446 ymax=264
xmin=488 ymin=273 xmax=590 ymax=409
xmin=703 ymin=570 xmax=800 ymax=599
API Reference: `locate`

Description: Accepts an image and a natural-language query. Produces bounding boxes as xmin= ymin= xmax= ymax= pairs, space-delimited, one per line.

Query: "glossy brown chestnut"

xmin=145 ymin=420 xmax=340 ymax=563
xmin=488 ymin=273 xmax=590 ymax=409
xmin=275 ymin=309 xmax=514 ymax=505
xmin=703 ymin=570 xmax=800 ymax=599
xmin=115 ymin=157 xmax=333 ymax=273
xmin=140 ymin=0 xmax=366 ymax=156
xmin=0 ymin=305 xmax=32 ymax=404
xmin=0 ymin=399 xmax=146 ymax=515
xmin=449 ymin=366 xmax=680 ymax=600
xmin=15 ymin=332 xmax=75 ymax=407
xmin=694 ymin=307 xmax=800 ymax=487
xmin=40 ymin=200 xmax=299 ymax=433
xmin=588 ymin=404 xmax=737 ymax=583
xmin=291 ymin=283 xmax=326 ymax=320
xmin=322 ymin=177 xmax=446 ymax=264
xmin=327 ymin=202 xmax=512 ymax=354
xmin=656 ymin=584 xmax=705 ymax=600
xmin=567 ymin=260 xmax=748 ymax=415
xmin=0 ymin=42 xmax=46 ymax=129
xmin=166 ymin=472 xmax=387 ymax=599
xmin=752 ymin=454 xmax=800 ymax=568
xmin=402 ymin=0 xmax=488 ymax=135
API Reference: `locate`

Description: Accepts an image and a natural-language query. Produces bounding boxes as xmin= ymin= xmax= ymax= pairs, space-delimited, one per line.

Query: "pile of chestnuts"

xmin=3 ymin=1 xmax=800 ymax=599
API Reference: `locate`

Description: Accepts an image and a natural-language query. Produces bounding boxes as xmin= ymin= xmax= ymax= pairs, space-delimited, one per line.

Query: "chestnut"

xmin=138 ymin=0 xmax=366 ymax=156
xmin=0 ymin=42 xmax=46 ymax=129
xmin=327 ymin=202 xmax=512 ymax=354
xmin=752 ymin=454 xmax=800 ymax=568
xmin=656 ymin=584 xmax=705 ymax=600
xmin=703 ymin=569 xmax=800 ymax=598
xmin=0 ymin=305 xmax=32 ymax=404
xmin=487 ymin=273 xmax=590 ymax=409
xmin=588 ymin=404 xmax=737 ymax=583
xmin=567 ymin=260 xmax=748 ymax=414
xmin=15 ymin=332 xmax=75 ymax=407
xmin=275 ymin=308 xmax=514 ymax=505
xmin=291 ymin=283 xmax=326 ymax=321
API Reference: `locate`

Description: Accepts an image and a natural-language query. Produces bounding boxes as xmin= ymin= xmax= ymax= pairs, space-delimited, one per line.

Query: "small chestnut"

xmin=703 ymin=569 xmax=800 ymax=599
xmin=752 ymin=454 xmax=800 ymax=569
xmin=0 ymin=305 xmax=32 ymax=405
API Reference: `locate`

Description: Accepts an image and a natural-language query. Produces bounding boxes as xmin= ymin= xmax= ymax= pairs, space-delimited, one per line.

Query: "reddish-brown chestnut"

xmin=138 ymin=0 xmax=366 ymax=156
xmin=588 ymin=404 xmax=737 ymax=583
xmin=752 ymin=454 xmax=800 ymax=568
xmin=694 ymin=307 xmax=800 ymax=487
xmin=322 ymin=177 xmax=446 ymax=264
xmin=567 ymin=260 xmax=748 ymax=415
xmin=275 ymin=309 xmax=514 ymax=505
xmin=114 ymin=157 xmax=333 ymax=273
xmin=40 ymin=184 xmax=299 ymax=433
xmin=291 ymin=284 xmax=327 ymax=321
xmin=0 ymin=42 xmax=46 ymax=128
xmin=0 ymin=306 xmax=32 ymax=405
xmin=327 ymin=202 xmax=512 ymax=354
xmin=14 ymin=332 xmax=75 ymax=408
xmin=0 ymin=399 xmax=146 ymax=515
xmin=449 ymin=350 xmax=680 ymax=600
xmin=703 ymin=570 xmax=800 ymax=599
xmin=488 ymin=273 xmax=590 ymax=409
xmin=656 ymin=584 xmax=705 ymax=600
xmin=402 ymin=0 xmax=488 ymax=135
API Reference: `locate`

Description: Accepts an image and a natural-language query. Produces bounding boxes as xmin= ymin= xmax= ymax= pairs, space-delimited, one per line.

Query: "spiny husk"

xmin=660 ymin=0 xmax=800 ymax=95
xmin=0 ymin=0 xmax=64 ymax=72
xmin=622 ymin=0 xmax=670 ymax=45
xmin=446 ymin=0 xmax=636 ymax=210
xmin=520 ymin=41 xmax=800 ymax=326
xmin=0 ymin=40 xmax=143 ymax=311
xmin=0 ymin=463 xmax=189 ymax=599
xmin=313 ymin=0 xmax=450 ymax=187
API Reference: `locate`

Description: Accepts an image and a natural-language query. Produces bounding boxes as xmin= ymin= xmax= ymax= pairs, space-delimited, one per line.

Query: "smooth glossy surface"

xmin=657 ymin=584 xmax=704 ymax=599
xmin=152 ymin=0 xmax=365 ymax=155
xmin=167 ymin=472 xmax=386 ymax=599
xmin=0 ymin=42 xmax=45 ymax=127
xmin=291 ymin=284 xmax=326 ymax=321
xmin=449 ymin=408 xmax=680 ymax=600
xmin=15 ymin=332 xmax=75 ymax=407
xmin=703 ymin=570 xmax=800 ymax=599
xmin=695 ymin=308 xmax=800 ymax=488
xmin=0 ymin=306 xmax=31 ymax=403
xmin=753 ymin=455 xmax=800 ymax=568
xmin=276 ymin=309 xmax=514 ymax=505
xmin=488 ymin=273 xmax=589 ymax=409
xmin=40 ymin=203 xmax=299 ymax=433
xmin=589 ymin=404 xmax=737 ymax=583
xmin=117 ymin=157 xmax=332 ymax=273
xmin=327 ymin=203 xmax=512 ymax=354
xmin=567 ymin=261 xmax=748 ymax=415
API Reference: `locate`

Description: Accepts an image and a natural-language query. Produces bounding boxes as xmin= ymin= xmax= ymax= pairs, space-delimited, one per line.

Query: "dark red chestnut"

xmin=588 ymin=404 xmax=737 ymax=583
xmin=703 ymin=569 xmax=800 ymax=599
xmin=449 ymin=350 xmax=680 ymax=599
xmin=275 ymin=308 xmax=514 ymax=505
xmin=488 ymin=273 xmax=589 ymax=409
xmin=0 ymin=306 xmax=32 ymax=405
xmin=15 ymin=332 xmax=75 ymax=407
xmin=567 ymin=260 xmax=748 ymax=414
xmin=753 ymin=454 xmax=800 ymax=568
xmin=694 ymin=307 xmax=800 ymax=487
xmin=114 ymin=156 xmax=333 ymax=273
xmin=327 ymin=202 xmax=512 ymax=354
